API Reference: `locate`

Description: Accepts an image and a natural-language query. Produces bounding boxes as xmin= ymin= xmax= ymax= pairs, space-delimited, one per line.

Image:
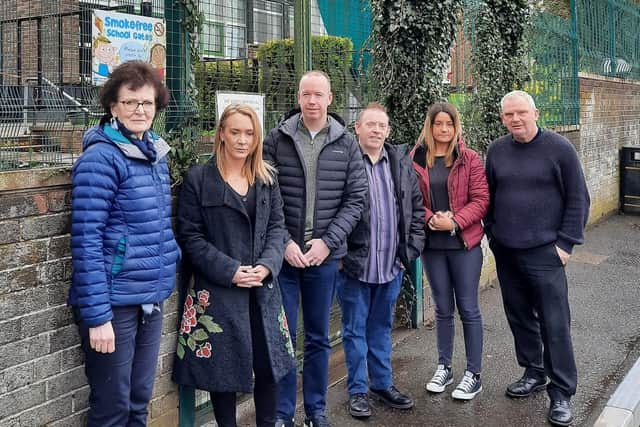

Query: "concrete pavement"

xmin=313 ymin=214 xmax=640 ymax=427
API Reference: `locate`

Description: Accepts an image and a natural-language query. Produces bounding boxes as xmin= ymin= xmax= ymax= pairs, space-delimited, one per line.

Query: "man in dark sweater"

xmin=485 ymin=90 xmax=590 ymax=427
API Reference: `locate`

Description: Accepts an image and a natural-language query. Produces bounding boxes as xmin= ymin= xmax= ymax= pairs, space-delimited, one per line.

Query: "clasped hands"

xmin=428 ymin=210 xmax=456 ymax=231
xmin=284 ymin=238 xmax=330 ymax=268
xmin=233 ymin=264 xmax=270 ymax=288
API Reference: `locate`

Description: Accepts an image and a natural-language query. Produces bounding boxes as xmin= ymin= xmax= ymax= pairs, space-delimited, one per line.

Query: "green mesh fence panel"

xmin=0 ymin=0 xmax=191 ymax=171
xmin=577 ymin=0 xmax=640 ymax=80
xmin=526 ymin=11 xmax=579 ymax=127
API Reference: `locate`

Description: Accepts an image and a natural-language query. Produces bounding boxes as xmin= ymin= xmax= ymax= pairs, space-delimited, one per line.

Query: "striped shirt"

xmin=360 ymin=148 xmax=401 ymax=284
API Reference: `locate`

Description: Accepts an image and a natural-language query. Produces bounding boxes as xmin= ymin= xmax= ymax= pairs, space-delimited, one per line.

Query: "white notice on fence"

xmin=216 ymin=92 xmax=266 ymax=136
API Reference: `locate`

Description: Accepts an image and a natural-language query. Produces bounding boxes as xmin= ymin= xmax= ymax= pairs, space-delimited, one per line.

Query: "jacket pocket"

xmin=111 ymin=236 xmax=128 ymax=277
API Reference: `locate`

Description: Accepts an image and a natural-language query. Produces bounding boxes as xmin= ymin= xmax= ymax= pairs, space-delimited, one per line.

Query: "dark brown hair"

xmin=99 ymin=60 xmax=170 ymax=114
xmin=417 ymin=102 xmax=462 ymax=168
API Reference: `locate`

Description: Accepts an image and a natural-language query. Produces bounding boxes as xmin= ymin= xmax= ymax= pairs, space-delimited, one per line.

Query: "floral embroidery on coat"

xmin=278 ymin=307 xmax=295 ymax=358
xmin=177 ymin=289 xmax=222 ymax=360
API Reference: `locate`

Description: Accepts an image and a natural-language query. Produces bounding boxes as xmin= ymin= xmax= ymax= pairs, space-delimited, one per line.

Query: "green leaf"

xmin=199 ymin=315 xmax=223 ymax=333
xmin=187 ymin=336 xmax=196 ymax=351
xmin=192 ymin=328 xmax=209 ymax=341
xmin=177 ymin=343 xmax=185 ymax=360
xmin=179 ymin=336 xmax=186 ymax=346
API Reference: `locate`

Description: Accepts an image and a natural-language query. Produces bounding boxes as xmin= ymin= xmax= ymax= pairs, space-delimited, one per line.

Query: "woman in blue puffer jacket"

xmin=69 ymin=61 xmax=180 ymax=426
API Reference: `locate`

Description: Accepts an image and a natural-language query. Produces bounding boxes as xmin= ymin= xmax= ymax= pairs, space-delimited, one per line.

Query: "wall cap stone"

xmin=0 ymin=168 xmax=71 ymax=192
xmin=579 ymin=72 xmax=640 ymax=86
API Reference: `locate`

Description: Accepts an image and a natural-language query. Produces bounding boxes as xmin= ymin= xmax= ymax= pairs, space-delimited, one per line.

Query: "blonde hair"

xmin=215 ymin=104 xmax=275 ymax=186
xmin=417 ymin=102 xmax=462 ymax=168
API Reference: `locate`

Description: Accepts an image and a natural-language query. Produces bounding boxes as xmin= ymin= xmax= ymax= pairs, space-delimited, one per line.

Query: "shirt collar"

xmin=364 ymin=145 xmax=389 ymax=165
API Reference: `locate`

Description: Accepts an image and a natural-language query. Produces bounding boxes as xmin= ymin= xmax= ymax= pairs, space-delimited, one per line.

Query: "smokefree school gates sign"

xmin=92 ymin=9 xmax=166 ymax=86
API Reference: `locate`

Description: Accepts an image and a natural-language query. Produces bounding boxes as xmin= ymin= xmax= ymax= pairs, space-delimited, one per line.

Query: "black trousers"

xmin=490 ymin=240 xmax=577 ymax=400
xmin=211 ymin=291 xmax=276 ymax=427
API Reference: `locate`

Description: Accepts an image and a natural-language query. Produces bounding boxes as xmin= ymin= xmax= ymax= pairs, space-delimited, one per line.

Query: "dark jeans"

xmin=211 ymin=291 xmax=276 ymax=427
xmin=78 ymin=305 xmax=162 ymax=427
xmin=490 ymin=240 xmax=577 ymax=400
xmin=276 ymin=260 xmax=338 ymax=419
xmin=336 ymin=271 xmax=403 ymax=395
xmin=422 ymin=246 xmax=484 ymax=374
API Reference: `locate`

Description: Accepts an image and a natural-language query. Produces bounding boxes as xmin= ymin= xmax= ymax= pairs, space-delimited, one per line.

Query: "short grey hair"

xmin=500 ymin=90 xmax=537 ymax=111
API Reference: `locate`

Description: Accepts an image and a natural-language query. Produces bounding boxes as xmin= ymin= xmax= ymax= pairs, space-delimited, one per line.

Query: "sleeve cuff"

xmin=555 ymin=238 xmax=574 ymax=254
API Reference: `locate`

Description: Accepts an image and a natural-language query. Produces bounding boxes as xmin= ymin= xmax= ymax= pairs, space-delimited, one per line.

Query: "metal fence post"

xmin=294 ymin=0 xmax=312 ymax=78
xmin=165 ymin=0 xmax=190 ymax=132
xmin=410 ymin=258 xmax=423 ymax=328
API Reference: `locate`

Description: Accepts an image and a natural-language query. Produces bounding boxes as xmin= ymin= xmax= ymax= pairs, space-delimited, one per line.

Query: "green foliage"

xmin=166 ymin=118 xmax=200 ymax=187
xmin=257 ymin=35 xmax=354 ymax=129
xmin=167 ymin=0 xmax=203 ymax=185
xmin=462 ymin=0 xmax=531 ymax=152
xmin=195 ymin=59 xmax=259 ymax=129
xmin=370 ymin=0 xmax=463 ymax=145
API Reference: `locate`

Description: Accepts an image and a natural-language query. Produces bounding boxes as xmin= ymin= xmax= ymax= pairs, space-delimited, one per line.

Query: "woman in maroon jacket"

xmin=411 ymin=102 xmax=489 ymax=401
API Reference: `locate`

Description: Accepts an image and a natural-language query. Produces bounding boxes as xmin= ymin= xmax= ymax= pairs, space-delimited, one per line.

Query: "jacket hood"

xmin=278 ymin=107 xmax=348 ymax=143
xmin=82 ymin=120 xmax=171 ymax=163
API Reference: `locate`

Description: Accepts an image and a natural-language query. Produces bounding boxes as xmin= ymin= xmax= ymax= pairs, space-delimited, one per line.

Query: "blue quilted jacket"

xmin=69 ymin=123 xmax=180 ymax=327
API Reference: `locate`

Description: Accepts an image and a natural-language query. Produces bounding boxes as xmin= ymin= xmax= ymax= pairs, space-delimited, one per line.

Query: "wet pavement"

xmin=315 ymin=214 xmax=640 ymax=427
xmin=232 ymin=214 xmax=640 ymax=426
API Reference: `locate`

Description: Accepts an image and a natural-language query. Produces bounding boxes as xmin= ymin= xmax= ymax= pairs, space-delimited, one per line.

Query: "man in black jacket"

xmin=263 ymin=70 xmax=367 ymax=427
xmin=337 ymin=103 xmax=425 ymax=419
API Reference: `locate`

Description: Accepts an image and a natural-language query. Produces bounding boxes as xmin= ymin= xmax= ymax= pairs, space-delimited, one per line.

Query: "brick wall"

xmin=1 ymin=0 xmax=79 ymax=85
xmin=0 ymin=169 xmax=180 ymax=427
xmin=575 ymin=73 xmax=640 ymax=223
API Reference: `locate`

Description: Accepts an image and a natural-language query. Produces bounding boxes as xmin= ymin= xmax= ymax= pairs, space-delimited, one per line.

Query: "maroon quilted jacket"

xmin=410 ymin=139 xmax=489 ymax=250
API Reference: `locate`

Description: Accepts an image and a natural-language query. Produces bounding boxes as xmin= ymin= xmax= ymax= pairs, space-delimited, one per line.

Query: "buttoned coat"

xmin=172 ymin=158 xmax=296 ymax=393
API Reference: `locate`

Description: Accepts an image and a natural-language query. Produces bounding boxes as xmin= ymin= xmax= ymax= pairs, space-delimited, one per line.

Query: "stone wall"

xmin=0 ymin=169 xmax=180 ymax=427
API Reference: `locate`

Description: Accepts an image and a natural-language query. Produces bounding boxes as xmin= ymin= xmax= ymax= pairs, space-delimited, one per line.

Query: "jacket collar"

xmin=279 ymin=108 xmax=347 ymax=145
xmin=200 ymin=157 xmax=265 ymax=214
xmin=82 ymin=123 xmax=170 ymax=164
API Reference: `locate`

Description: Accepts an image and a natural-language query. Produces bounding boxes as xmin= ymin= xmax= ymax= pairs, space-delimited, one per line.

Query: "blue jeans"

xmin=78 ymin=305 xmax=163 ymax=427
xmin=336 ymin=271 xmax=403 ymax=395
xmin=276 ymin=260 xmax=338 ymax=419
xmin=422 ymin=246 xmax=483 ymax=374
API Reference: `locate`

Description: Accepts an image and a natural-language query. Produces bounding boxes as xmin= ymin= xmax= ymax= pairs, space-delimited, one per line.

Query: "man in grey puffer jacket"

xmin=263 ymin=70 xmax=367 ymax=427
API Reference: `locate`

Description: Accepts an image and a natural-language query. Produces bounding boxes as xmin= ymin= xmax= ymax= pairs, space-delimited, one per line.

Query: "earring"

xmin=110 ymin=116 xmax=119 ymax=130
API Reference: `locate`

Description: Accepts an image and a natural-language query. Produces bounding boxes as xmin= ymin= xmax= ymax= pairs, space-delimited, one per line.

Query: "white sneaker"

xmin=451 ymin=370 xmax=482 ymax=400
xmin=425 ymin=364 xmax=454 ymax=393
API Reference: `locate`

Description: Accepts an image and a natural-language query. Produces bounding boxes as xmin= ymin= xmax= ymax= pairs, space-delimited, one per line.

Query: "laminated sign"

xmin=92 ymin=9 xmax=166 ymax=85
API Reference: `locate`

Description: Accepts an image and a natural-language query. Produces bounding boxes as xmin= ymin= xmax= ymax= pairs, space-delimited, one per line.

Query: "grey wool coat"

xmin=172 ymin=158 xmax=296 ymax=393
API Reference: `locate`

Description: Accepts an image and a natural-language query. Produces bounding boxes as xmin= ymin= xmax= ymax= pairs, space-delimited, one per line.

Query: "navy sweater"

xmin=485 ymin=129 xmax=590 ymax=253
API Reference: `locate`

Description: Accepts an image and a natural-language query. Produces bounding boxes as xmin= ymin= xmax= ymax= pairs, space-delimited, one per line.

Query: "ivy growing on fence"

xmin=462 ymin=0 xmax=531 ymax=152
xmin=167 ymin=0 xmax=203 ymax=186
xmin=370 ymin=0 xmax=462 ymax=145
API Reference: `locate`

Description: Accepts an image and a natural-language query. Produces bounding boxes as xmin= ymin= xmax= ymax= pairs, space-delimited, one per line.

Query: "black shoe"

xmin=370 ymin=385 xmax=414 ymax=409
xmin=548 ymin=400 xmax=573 ymax=426
xmin=275 ymin=418 xmax=295 ymax=427
xmin=303 ymin=414 xmax=332 ymax=427
xmin=349 ymin=393 xmax=371 ymax=418
xmin=506 ymin=375 xmax=548 ymax=398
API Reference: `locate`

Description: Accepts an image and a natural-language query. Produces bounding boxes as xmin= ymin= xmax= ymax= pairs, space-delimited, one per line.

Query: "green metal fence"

xmin=577 ymin=0 xmax=640 ymax=81
xmin=0 ymin=0 xmax=196 ymax=171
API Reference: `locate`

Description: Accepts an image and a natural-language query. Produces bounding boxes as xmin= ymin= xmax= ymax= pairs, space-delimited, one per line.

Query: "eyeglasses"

xmin=119 ymin=100 xmax=156 ymax=113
